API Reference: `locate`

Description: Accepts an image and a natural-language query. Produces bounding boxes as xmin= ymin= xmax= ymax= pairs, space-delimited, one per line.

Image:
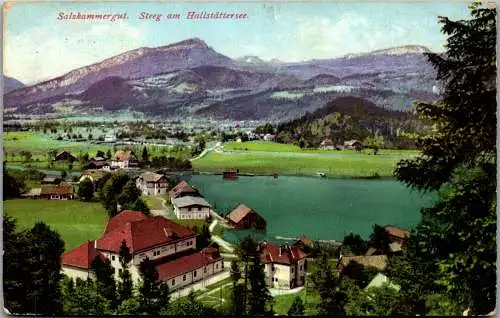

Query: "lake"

xmin=189 ymin=175 xmax=435 ymax=243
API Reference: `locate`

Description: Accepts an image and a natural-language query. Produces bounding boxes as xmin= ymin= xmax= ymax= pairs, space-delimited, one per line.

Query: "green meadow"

xmin=193 ymin=141 xmax=418 ymax=177
xmin=3 ymin=199 xmax=108 ymax=250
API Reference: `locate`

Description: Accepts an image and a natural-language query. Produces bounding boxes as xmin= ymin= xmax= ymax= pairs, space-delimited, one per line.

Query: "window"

xmin=183 ymin=275 xmax=186 ymax=281
xmin=194 ymin=271 xmax=197 ymax=278
xmin=198 ymin=206 xmax=202 ymax=211
xmin=172 ymin=279 xmax=175 ymax=286
xmin=222 ymin=262 xmax=224 ymax=268
xmin=271 ymin=266 xmax=275 ymax=271
xmin=204 ymin=267 xmax=207 ymax=273
xmin=216 ymin=264 xmax=218 ymax=269
xmin=291 ymin=267 xmax=294 ymax=273
xmin=188 ymin=207 xmax=192 ymax=212
xmin=112 ymin=255 xmax=115 ymax=261
xmin=299 ymin=265 xmax=303 ymax=271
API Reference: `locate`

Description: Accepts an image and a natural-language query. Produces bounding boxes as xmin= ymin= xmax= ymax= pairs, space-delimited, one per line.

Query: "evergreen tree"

xmin=138 ymin=257 xmax=170 ymax=314
xmin=106 ymin=149 xmax=112 ymax=160
xmin=247 ymin=254 xmax=272 ymax=315
xmin=288 ymin=296 xmax=305 ymax=316
xmin=62 ymin=277 xmax=111 ymax=315
xmin=196 ymin=223 xmax=211 ymax=249
xmin=311 ymin=253 xmax=345 ymax=316
xmin=77 ymin=178 xmax=94 ymax=201
xmin=117 ymin=180 xmax=141 ymax=206
xmin=230 ymin=260 xmax=244 ymax=316
xmin=393 ymin=3 xmax=496 ymax=314
xmin=141 ymin=147 xmax=149 ymax=163
xmin=91 ymin=256 xmax=117 ymax=308
xmin=117 ymin=240 xmax=134 ymax=304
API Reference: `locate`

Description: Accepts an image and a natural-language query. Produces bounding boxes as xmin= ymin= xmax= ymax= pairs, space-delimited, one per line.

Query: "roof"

xmin=227 ymin=204 xmax=260 ymax=224
xmin=42 ymin=177 xmax=58 ymax=182
xmin=294 ymin=235 xmax=314 ymax=248
xmin=61 ymin=241 xmax=106 ymax=270
xmin=40 ymin=185 xmax=73 ymax=196
xmin=384 ymin=226 xmax=410 ymax=240
xmin=22 ymin=188 xmax=41 ymax=197
xmin=113 ymin=150 xmax=136 ymax=162
xmin=172 ymin=196 xmax=211 ymax=208
xmin=104 ymin=210 xmax=148 ymax=234
xmin=260 ymin=242 xmax=306 ymax=265
xmin=55 ymin=151 xmax=76 ymax=159
xmin=170 ymin=181 xmax=199 ymax=197
xmin=96 ymin=215 xmax=194 ymax=253
xmin=339 ymin=255 xmax=389 ymax=271
xmin=365 ymin=273 xmax=400 ymax=291
xmin=155 ymin=248 xmax=222 ymax=281
xmin=81 ymin=169 xmax=107 ymax=181
xmin=139 ymin=172 xmax=165 ymax=183
xmin=365 ymin=247 xmax=378 ymax=256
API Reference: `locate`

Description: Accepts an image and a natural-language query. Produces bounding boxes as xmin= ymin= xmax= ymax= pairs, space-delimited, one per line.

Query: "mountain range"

xmin=4 ymin=38 xmax=439 ymax=121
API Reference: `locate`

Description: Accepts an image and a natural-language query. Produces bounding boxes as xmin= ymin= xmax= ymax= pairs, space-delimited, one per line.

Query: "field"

xmin=272 ymin=288 xmax=321 ymax=315
xmin=3 ymin=199 xmax=108 ymax=250
xmin=193 ymin=144 xmax=418 ymax=178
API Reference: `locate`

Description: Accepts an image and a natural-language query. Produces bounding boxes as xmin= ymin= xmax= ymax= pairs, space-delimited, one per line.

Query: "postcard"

xmin=3 ymin=1 xmax=497 ymax=316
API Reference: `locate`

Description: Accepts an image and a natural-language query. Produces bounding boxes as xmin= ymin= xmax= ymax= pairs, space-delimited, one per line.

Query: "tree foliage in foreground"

xmin=393 ymin=2 xmax=496 ymax=315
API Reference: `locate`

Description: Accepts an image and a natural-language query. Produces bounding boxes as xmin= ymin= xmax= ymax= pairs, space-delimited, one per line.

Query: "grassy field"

xmin=272 ymin=288 xmax=321 ymax=315
xmin=224 ymin=141 xmax=303 ymax=152
xmin=4 ymin=199 xmax=108 ymax=251
xmin=193 ymin=151 xmax=416 ymax=177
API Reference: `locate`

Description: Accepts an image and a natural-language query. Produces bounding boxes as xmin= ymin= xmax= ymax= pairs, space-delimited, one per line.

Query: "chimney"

xmin=117 ymin=203 xmax=122 ymax=212
xmin=279 ymin=247 xmax=282 ymax=256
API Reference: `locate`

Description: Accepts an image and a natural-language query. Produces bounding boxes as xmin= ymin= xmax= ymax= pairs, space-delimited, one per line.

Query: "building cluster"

xmin=319 ymin=139 xmax=363 ymax=150
xmin=61 ymin=211 xmax=224 ymax=291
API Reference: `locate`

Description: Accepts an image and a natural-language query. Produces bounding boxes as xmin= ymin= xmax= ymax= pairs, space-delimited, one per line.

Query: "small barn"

xmin=40 ymin=185 xmax=74 ymax=200
xmin=54 ymin=151 xmax=77 ymax=162
xmin=227 ymin=204 xmax=266 ymax=231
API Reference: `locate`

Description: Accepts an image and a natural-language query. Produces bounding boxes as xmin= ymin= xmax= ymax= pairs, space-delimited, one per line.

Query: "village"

xmin=18 ymin=147 xmax=410 ymax=303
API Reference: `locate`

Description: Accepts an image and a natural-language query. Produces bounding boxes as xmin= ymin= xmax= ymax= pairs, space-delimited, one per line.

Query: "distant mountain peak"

xmin=344 ymin=45 xmax=431 ymax=59
xmin=237 ymin=55 xmax=267 ymax=64
xmin=160 ymin=37 xmax=209 ymax=50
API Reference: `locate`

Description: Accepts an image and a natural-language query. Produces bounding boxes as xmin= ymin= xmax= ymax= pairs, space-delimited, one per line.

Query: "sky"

xmin=4 ymin=1 xmax=471 ymax=84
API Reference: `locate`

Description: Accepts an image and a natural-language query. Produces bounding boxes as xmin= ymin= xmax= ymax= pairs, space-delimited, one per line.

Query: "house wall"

xmin=111 ymin=161 xmax=127 ymax=168
xmin=61 ymin=265 xmax=93 ymax=281
xmin=270 ymin=263 xmax=292 ymax=289
xmin=296 ymin=259 xmax=306 ymax=286
xmin=137 ymin=180 xmax=169 ymax=196
xmin=174 ymin=205 xmax=211 ymax=220
xmin=132 ymin=237 xmax=196 ymax=265
xmin=164 ymin=259 xmax=224 ymax=291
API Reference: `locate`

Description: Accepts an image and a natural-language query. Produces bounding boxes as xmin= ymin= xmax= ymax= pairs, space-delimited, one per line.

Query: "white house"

xmin=104 ymin=134 xmax=117 ymax=143
xmin=171 ymin=196 xmax=212 ymax=220
xmin=111 ymin=150 xmax=138 ymax=169
xmin=60 ymin=211 xmax=224 ymax=290
xmin=263 ymin=134 xmax=276 ymax=142
xmin=136 ymin=172 xmax=170 ymax=196
xmin=259 ymin=242 xmax=307 ymax=289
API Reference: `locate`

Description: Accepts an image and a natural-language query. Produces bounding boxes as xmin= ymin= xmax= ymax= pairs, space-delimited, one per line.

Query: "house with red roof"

xmin=260 ymin=242 xmax=306 ymax=289
xmin=60 ymin=211 xmax=224 ymax=290
xmin=169 ymin=181 xmax=200 ymax=199
xmin=227 ymin=204 xmax=266 ymax=231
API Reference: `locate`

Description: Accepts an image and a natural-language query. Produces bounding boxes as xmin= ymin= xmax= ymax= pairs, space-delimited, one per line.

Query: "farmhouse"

xmin=263 ymin=134 xmax=276 ymax=142
xmin=84 ymin=157 xmax=107 ymax=169
xmin=111 ymin=150 xmax=138 ymax=169
xmin=227 ymin=204 xmax=266 ymax=231
xmin=319 ymin=139 xmax=336 ymax=150
xmin=384 ymin=226 xmax=410 ymax=245
xmin=54 ymin=151 xmax=77 ymax=162
xmin=41 ymin=176 xmax=60 ymax=185
xmin=343 ymin=140 xmax=363 ymax=150
xmin=136 ymin=172 xmax=170 ymax=196
xmin=40 ymin=185 xmax=74 ymax=200
xmin=171 ymin=196 xmax=212 ymax=220
xmin=60 ymin=211 xmax=224 ymax=290
xmin=169 ymin=181 xmax=200 ymax=199
xmin=260 ymin=242 xmax=307 ymax=289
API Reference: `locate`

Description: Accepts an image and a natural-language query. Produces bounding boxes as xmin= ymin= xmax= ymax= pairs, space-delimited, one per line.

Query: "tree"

xmin=363 ymin=134 xmax=384 ymax=155
xmin=236 ymin=236 xmax=258 ymax=315
xmin=117 ymin=240 xmax=134 ymax=304
xmin=100 ymin=173 xmax=130 ymax=216
xmin=393 ymin=3 xmax=496 ymax=315
xmin=117 ymin=180 xmax=141 ymax=207
xmin=62 ymin=278 xmax=111 ymax=315
xmin=61 ymin=170 xmax=67 ymax=180
xmin=91 ymin=256 xmax=117 ymax=308
xmin=96 ymin=150 xmax=105 ymax=158
xmin=141 ymin=147 xmax=149 ymax=163
xmin=229 ymin=260 xmax=245 ymax=316
xmin=311 ymin=253 xmax=345 ymax=316
xmin=17 ymin=222 xmax=64 ymax=315
xmin=247 ymin=253 xmax=272 ymax=315
xmin=164 ymin=291 xmax=212 ymax=316
xmin=77 ymin=178 xmax=94 ymax=201
xmin=106 ymin=149 xmax=112 ymax=160
xmin=196 ymin=223 xmax=211 ymax=250
xmin=123 ymin=198 xmax=151 ymax=216
xmin=344 ymin=284 xmax=399 ymax=316
xmin=368 ymin=224 xmax=390 ymax=255
xmin=79 ymin=152 xmax=89 ymax=164
xmin=88 ymin=133 xmax=93 ymax=140
xmin=342 ymin=233 xmax=369 ymax=255
xmin=288 ymin=296 xmax=305 ymax=316
xmin=115 ymin=296 xmax=142 ymax=315
xmin=138 ymin=257 xmax=169 ymax=314
xmin=3 ymin=170 xmax=25 ymax=198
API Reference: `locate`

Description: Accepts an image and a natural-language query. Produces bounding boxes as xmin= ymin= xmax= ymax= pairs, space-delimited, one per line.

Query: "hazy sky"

xmin=5 ymin=2 xmax=470 ymax=84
